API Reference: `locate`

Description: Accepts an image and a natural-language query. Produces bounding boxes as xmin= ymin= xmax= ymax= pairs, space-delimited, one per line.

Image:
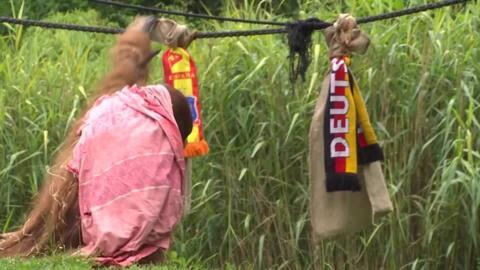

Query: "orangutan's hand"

xmin=126 ymin=16 xmax=158 ymax=35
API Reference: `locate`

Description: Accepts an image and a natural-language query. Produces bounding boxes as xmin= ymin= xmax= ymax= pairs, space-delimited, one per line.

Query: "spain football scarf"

xmin=324 ymin=56 xmax=384 ymax=192
xmin=162 ymin=47 xmax=209 ymax=157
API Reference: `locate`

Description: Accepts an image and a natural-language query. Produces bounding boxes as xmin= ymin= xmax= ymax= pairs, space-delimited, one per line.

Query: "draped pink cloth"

xmin=67 ymin=84 xmax=185 ymax=266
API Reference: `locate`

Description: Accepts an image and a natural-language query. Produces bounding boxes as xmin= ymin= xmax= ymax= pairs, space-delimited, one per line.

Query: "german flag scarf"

xmin=324 ymin=56 xmax=383 ymax=192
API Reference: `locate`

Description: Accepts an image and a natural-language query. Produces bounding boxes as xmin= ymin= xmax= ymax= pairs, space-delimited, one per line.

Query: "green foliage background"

xmin=0 ymin=0 xmax=479 ymax=269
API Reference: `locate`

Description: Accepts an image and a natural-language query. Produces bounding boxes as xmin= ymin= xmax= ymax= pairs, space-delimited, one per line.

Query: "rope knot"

xmin=287 ymin=18 xmax=328 ymax=84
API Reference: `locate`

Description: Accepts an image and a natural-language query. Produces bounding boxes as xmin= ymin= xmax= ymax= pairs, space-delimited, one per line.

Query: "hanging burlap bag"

xmin=309 ymin=14 xmax=393 ymax=241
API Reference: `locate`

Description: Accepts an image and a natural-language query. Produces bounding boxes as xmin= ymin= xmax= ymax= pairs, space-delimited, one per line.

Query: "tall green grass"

xmin=1 ymin=1 xmax=479 ymax=269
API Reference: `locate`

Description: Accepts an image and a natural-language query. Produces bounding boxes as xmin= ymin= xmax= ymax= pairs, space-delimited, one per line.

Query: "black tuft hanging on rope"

xmin=287 ymin=18 xmax=328 ymax=85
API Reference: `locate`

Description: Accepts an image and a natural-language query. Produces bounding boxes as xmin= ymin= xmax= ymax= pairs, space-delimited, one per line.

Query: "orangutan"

xmin=0 ymin=16 xmax=192 ymax=266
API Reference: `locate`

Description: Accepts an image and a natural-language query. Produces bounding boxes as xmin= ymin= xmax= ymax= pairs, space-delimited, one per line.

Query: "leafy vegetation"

xmin=0 ymin=252 xmax=208 ymax=270
xmin=0 ymin=0 xmax=479 ymax=269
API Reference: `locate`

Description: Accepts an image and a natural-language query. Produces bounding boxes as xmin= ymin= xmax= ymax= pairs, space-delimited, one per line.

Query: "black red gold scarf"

xmin=324 ymin=57 xmax=384 ymax=192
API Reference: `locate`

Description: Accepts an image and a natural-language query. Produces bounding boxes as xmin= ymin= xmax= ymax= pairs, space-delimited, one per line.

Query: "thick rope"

xmin=0 ymin=0 xmax=467 ymax=38
xmin=0 ymin=16 xmax=286 ymax=38
xmin=0 ymin=16 xmax=123 ymax=34
xmin=90 ymin=0 xmax=287 ymax=26
xmin=357 ymin=0 xmax=467 ymax=24
xmin=92 ymin=0 xmax=467 ymax=30
xmin=195 ymin=28 xmax=287 ymax=39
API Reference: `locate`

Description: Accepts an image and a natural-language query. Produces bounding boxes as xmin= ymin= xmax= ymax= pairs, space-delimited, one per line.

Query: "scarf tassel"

xmin=326 ymin=174 xmax=361 ymax=192
xmin=359 ymin=144 xmax=384 ymax=164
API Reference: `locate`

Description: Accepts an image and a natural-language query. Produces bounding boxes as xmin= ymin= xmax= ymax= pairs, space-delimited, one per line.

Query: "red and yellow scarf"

xmin=162 ymin=47 xmax=209 ymax=157
xmin=324 ymin=57 xmax=383 ymax=192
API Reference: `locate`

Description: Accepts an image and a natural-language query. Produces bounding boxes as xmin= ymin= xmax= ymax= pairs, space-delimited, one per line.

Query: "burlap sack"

xmin=150 ymin=18 xmax=196 ymax=48
xmin=309 ymin=14 xmax=393 ymax=242
xmin=130 ymin=16 xmax=196 ymax=48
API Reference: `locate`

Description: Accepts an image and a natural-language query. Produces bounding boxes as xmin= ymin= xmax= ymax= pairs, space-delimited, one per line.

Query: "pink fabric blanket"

xmin=67 ymin=84 xmax=185 ymax=266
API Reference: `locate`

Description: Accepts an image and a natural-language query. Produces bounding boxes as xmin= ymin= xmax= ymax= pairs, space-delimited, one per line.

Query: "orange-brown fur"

xmin=0 ymin=25 xmax=192 ymax=258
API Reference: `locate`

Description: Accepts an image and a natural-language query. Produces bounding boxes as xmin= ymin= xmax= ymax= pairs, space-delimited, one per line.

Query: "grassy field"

xmin=0 ymin=252 xmax=208 ymax=270
xmin=1 ymin=0 xmax=479 ymax=269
